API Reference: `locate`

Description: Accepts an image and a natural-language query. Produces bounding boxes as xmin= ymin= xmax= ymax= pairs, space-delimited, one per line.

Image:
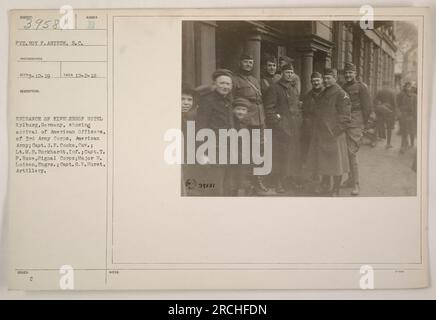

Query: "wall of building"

xmin=182 ymin=20 xmax=397 ymax=97
xmin=331 ymin=22 xmax=397 ymax=96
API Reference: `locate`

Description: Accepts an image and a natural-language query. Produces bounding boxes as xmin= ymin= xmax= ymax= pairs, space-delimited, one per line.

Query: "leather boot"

xmin=331 ymin=176 xmax=342 ymax=197
xmin=341 ymin=178 xmax=353 ymax=188
xmin=276 ymin=180 xmax=285 ymax=193
xmin=254 ymin=176 xmax=271 ymax=194
xmin=351 ymin=183 xmax=360 ymax=196
xmin=331 ymin=187 xmax=340 ymax=197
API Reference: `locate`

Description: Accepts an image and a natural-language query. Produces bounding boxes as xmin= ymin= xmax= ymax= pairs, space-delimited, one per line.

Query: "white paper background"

xmin=0 ymin=0 xmax=435 ymax=299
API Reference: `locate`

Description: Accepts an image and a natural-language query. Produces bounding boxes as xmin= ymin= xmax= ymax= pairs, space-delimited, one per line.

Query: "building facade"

xmin=393 ymin=20 xmax=418 ymax=91
xmin=182 ymin=20 xmax=397 ymax=97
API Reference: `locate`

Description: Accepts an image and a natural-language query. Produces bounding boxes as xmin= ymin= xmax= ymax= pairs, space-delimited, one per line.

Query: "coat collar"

xmin=323 ymin=83 xmax=341 ymax=97
xmin=344 ymin=79 xmax=356 ymax=87
xmin=262 ymin=72 xmax=275 ymax=80
xmin=237 ymin=69 xmax=253 ymax=78
xmin=310 ymin=87 xmax=324 ymax=97
xmin=213 ymin=89 xmax=232 ymax=103
xmin=278 ymin=78 xmax=294 ymax=89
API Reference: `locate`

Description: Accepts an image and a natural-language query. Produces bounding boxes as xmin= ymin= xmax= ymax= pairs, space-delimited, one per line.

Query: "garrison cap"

xmin=324 ymin=68 xmax=336 ymax=76
xmin=279 ymin=55 xmax=294 ymax=64
xmin=311 ymin=72 xmax=323 ymax=79
xmin=344 ymin=62 xmax=357 ymax=72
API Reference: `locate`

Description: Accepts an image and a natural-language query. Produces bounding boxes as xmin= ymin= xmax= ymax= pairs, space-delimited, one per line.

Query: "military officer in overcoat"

xmin=301 ymin=72 xmax=324 ymax=165
xmin=306 ymin=69 xmax=352 ymax=196
xmin=276 ymin=56 xmax=301 ymax=95
xmin=263 ymin=63 xmax=302 ymax=193
xmin=341 ymin=62 xmax=374 ymax=196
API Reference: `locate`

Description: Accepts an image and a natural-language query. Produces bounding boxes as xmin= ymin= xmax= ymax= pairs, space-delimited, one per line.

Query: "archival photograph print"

xmin=181 ymin=20 xmax=419 ymax=197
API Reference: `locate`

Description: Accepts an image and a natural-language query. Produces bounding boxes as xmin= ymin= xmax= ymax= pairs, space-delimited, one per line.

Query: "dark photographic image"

xmin=181 ymin=20 xmax=418 ymax=197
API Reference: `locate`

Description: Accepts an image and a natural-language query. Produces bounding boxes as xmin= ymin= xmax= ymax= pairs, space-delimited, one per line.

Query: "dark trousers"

xmin=400 ymin=118 xmax=416 ymax=149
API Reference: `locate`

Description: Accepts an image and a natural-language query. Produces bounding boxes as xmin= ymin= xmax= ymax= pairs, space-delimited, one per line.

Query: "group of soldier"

xmin=181 ymin=52 xmax=417 ymax=197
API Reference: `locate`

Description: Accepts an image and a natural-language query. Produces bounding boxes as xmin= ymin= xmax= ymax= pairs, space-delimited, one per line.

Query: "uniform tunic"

xmin=233 ymin=72 xmax=265 ymax=127
xmin=261 ymin=73 xmax=276 ymax=96
xmin=342 ymin=80 xmax=372 ymax=152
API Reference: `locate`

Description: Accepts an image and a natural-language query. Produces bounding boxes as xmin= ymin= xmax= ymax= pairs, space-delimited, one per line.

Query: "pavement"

xmin=262 ymin=124 xmax=417 ymax=197
xmin=349 ymin=129 xmax=417 ymax=197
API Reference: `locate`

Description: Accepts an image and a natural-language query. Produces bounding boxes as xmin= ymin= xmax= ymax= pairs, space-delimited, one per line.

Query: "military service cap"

xmin=232 ymin=97 xmax=251 ymax=109
xmin=212 ymin=69 xmax=233 ymax=80
xmin=240 ymin=53 xmax=254 ymax=60
xmin=281 ymin=63 xmax=294 ymax=71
